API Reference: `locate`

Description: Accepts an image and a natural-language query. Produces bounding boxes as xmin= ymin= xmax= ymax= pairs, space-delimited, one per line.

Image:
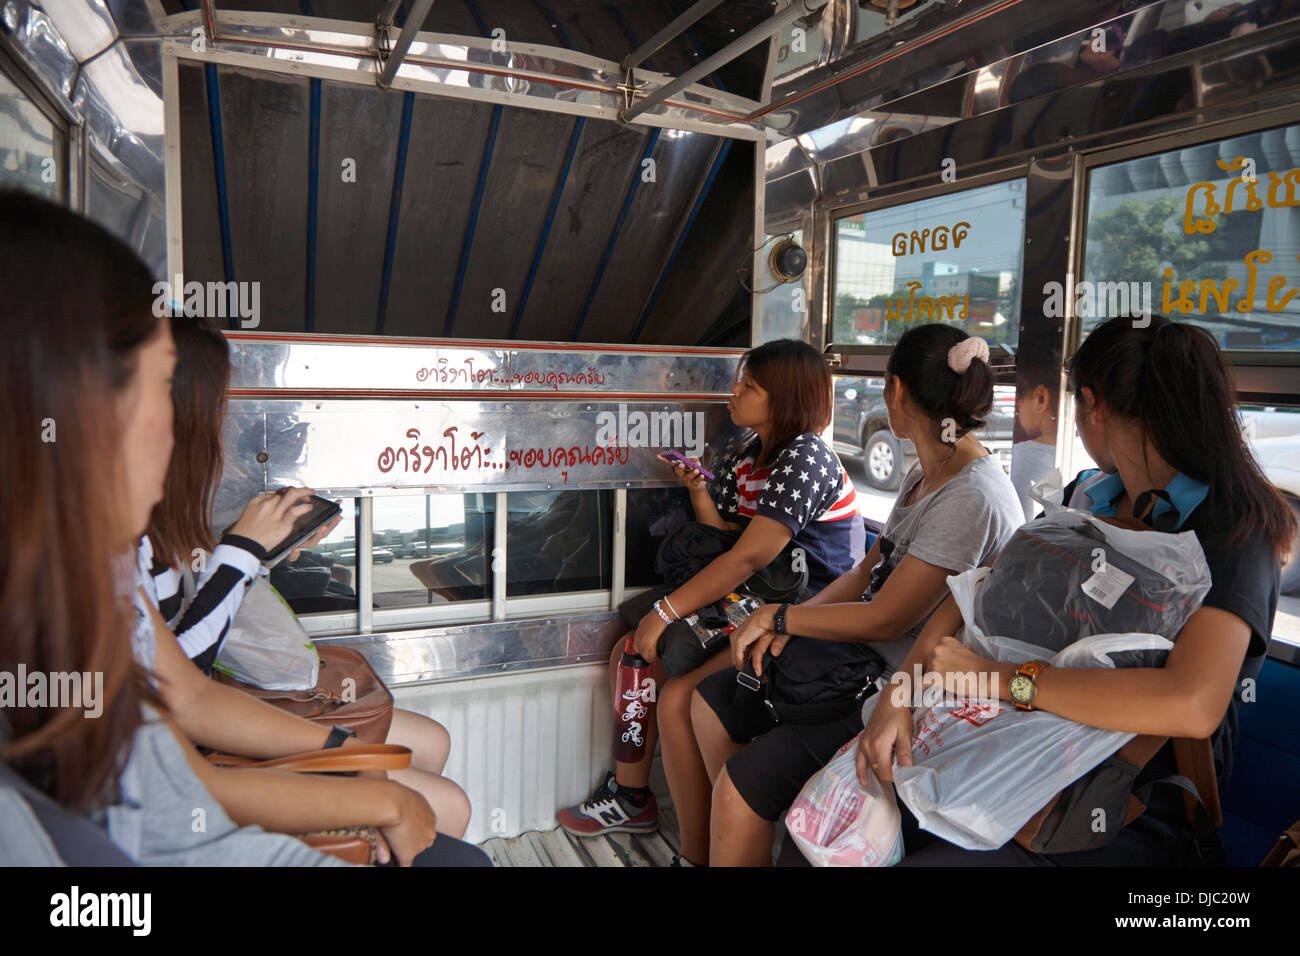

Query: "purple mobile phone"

xmin=663 ymin=451 xmax=715 ymax=482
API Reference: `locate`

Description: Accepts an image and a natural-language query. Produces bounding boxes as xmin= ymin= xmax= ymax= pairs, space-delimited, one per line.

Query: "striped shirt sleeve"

xmin=147 ymin=534 xmax=268 ymax=669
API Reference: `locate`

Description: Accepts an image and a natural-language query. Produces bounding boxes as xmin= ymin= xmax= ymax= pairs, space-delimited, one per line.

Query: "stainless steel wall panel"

xmin=249 ymin=399 xmax=732 ymax=496
xmin=314 ymin=81 xmax=403 ymax=334
xmin=811 ymin=24 xmax=1300 ymax=207
xmin=451 ymin=106 xmax=579 ymax=340
xmin=580 ymin=128 xmax=720 ymax=344
xmin=177 ymin=61 xmax=225 ymax=285
xmin=512 ymin=119 xmax=649 ymax=342
xmin=224 ymin=334 xmax=744 ymax=395
xmin=211 ymin=409 xmax=267 ymax=531
xmin=216 ymin=67 xmax=311 ymax=327
xmin=319 ymin=611 xmax=628 ymax=686
xmin=383 ymin=94 xmax=495 ymax=336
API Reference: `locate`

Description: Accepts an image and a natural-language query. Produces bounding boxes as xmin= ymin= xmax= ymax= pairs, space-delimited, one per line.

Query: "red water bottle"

xmin=612 ymin=635 xmax=656 ymax=763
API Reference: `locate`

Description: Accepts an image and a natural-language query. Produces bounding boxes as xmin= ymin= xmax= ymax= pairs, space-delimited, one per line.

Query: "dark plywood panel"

xmin=643 ymin=138 xmax=753 ymax=346
xmin=580 ymin=129 xmax=719 ymax=343
xmin=383 ymin=94 xmax=495 ymax=337
xmin=178 ymin=62 xmax=225 ymax=288
xmin=314 ymin=82 xmax=404 ymax=334
xmin=472 ymin=0 xmax=562 ymax=47
xmin=216 ymin=68 xmax=311 ymax=330
xmin=451 ymin=106 xmax=577 ymax=339
xmin=512 ymin=119 xmax=648 ymax=342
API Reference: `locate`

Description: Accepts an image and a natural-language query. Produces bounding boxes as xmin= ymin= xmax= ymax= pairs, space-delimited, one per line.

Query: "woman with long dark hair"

xmin=140 ymin=314 xmax=472 ymax=839
xmin=0 ymin=191 xmax=348 ymax=864
xmin=857 ymin=315 xmax=1293 ymax=866
xmin=558 ymin=339 xmax=861 ymax=848
xmin=674 ymin=324 xmax=1025 ymax=865
xmin=0 ymin=192 xmax=489 ymax=865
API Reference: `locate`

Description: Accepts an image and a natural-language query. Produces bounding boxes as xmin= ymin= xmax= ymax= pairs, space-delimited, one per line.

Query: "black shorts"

xmin=696 ymin=667 xmax=864 ymax=823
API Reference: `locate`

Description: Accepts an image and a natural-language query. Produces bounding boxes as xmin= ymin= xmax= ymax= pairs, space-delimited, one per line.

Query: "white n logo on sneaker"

xmin=585 ymin=798 xmax=628 ymax=827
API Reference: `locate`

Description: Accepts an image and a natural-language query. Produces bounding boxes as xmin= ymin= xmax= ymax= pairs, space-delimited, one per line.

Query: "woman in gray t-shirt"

xmin=690 ymin=325 xmax=1023 ymax=867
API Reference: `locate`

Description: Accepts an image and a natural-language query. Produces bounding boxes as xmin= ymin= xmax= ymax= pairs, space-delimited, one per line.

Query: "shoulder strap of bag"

xmin=205 ymin=743 xmax=412 ymax=774
xmin=1261 ymin=820 xmax=1300 ymax=867
xmin=1016 ymin=734 xmax=1221 ymax=854
xmin=179 ymin=561 xmax=197 ymax=605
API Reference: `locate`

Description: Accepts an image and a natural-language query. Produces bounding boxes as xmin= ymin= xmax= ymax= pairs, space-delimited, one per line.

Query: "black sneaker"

xmin=557 ymin=772 xmax=658 ymax=836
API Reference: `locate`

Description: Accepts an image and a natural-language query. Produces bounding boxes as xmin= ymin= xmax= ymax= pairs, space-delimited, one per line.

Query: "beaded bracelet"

xmin=652 ymin=600 xmax=674 ymax=626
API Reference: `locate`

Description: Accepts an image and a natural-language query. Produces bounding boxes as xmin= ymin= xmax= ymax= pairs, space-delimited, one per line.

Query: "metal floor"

xmin=480 ymin=807 xmax=682 ymax=867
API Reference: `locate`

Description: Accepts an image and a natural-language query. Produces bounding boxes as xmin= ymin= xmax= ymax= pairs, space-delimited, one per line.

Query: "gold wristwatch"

xmin=1009 ymin=661 xmax=1049 ymax=711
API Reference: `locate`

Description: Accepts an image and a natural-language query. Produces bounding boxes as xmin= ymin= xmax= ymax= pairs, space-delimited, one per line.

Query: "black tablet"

xmin=264 ymin=494 xmax=342 ymax=567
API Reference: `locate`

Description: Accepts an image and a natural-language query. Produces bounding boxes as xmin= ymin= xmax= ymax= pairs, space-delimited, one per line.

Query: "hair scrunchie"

xmin=947 ymin=336 xmax=990 ymax=374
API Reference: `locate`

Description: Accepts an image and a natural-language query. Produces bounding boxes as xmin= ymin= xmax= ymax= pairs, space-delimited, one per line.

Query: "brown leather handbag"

xmin=215 ymin=645 xmax=395 ymax=743
xmin=207 ymin=743 xmax=412 ymax=865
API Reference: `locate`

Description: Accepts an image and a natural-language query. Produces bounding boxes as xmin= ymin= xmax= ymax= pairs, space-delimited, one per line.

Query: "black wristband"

xmin=323 ymin=725 xmax=356 ymax=749
xmin=773 ymin=603 xmax=791 ymax=636
xmin=219 ymin=532 xmax=270 ymax=562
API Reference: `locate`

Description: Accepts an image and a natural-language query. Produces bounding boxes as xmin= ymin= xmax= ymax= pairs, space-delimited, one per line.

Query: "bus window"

xmin=831 ymin=178 xmax=1026 ymax=349
xmin=372 ymin=494 xmax=494 ymax=607
xmin=0 ymin=66 xmax=63 ymax=203
xmin=505 ymin=490 xmax=611 ymax=597
xmin=1081 ymin=122 xmax=1300 ymax=348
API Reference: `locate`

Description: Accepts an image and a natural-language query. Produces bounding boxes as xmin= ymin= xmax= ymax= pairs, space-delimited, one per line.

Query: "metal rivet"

xmin=255 ymin=451 xmax=269 ymax=463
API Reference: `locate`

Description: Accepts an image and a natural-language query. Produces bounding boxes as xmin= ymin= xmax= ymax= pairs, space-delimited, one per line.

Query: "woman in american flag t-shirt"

xmin=708 ymin=431 xmax=859 ymax=594
xmin=558 ymin=339 xmax=860 ymax=850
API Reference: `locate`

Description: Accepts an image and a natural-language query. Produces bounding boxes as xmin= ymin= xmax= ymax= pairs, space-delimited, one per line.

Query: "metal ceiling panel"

xmin=382 ymin=93 xmax=496 ymax=336
xmin=451 ymin=105 xmax=579 ymax=339
xmin=217 ymin=67 xmax=311 ymax=328
xmin=177 ymin=61 xmax=225 ymax=285
xmin=579 ymin=128 xmax=720 ymax=343
xmin=313 ymin=81 xmax=404 ymax=333
xmin=511 ymin=119 xmax=649 ymax=342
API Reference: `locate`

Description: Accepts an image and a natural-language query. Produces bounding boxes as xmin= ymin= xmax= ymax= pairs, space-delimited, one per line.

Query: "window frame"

xmin=295 ymin=489 xmax=634 ymax=638
xmin=1072 ymin=105 xmax=1300 ymax=394
xmin=1068 ymin=108 xmax=1300 ymax=657
xmin=0 ymin=41 xmax=76 ymax=209
xmin=822 ymin=163 xmax=1032 ymax=376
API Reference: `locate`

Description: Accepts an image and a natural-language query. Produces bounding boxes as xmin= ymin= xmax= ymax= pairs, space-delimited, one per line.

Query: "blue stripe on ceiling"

xmin=445 ymin=104 xmax=503 ymax=337
xmin=377 ymin=91 xmax=415 ymax=335
xmin=533 ymin=1 xmax=574 ymax=49
xmin=512 ymin=116 xmax=584 ymax=338
xmin=203 ymin=63 xmax=235 ymax=329
xmin=570 ymin=126 xmax=661 ymax=342
xmin=631 ymin=137 xmax=731 ymax=343
xmin=464 ymin=0 xmax=490 ymax=36
xmin=305 ymin=77 xmax=320 ymax=333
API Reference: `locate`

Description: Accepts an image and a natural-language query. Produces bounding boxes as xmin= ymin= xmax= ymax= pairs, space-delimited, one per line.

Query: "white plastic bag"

xmin=787 ymin=729 xmax=904 ymax=867
xmin=212 ymin=578 xmax=319 ymax=690
xmin=892 ymin=629 xmax=1174 ymax=851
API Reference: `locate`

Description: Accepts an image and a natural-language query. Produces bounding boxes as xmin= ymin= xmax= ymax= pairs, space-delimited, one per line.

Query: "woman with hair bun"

xmin=681 ymin=323 xmax=1024 ymax=865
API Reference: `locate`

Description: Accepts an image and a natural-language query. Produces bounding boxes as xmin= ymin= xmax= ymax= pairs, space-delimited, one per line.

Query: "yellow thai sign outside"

xmin=1171 ymin=157 xmax=1300 ymax=316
